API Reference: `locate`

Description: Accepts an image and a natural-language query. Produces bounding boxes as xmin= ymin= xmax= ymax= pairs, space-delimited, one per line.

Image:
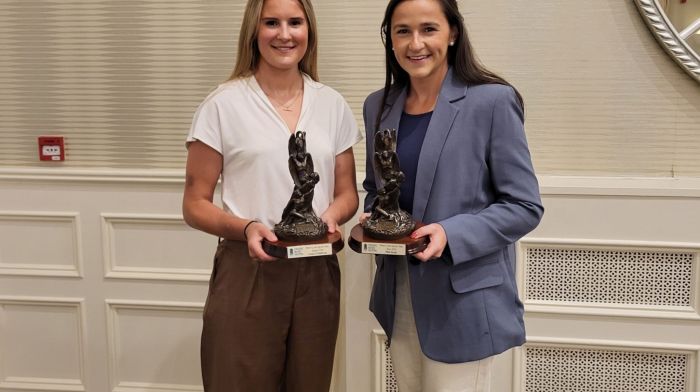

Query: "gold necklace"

xmin=266 ymin=88 xmax=302 ymax=112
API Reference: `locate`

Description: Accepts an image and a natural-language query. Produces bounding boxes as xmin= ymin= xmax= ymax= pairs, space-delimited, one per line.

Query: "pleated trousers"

xmin=200 ymin=239 xmax=340 ymax=392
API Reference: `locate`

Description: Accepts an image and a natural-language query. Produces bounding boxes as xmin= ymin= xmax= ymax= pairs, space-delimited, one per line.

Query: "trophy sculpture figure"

xmin=362 ymin=129 xmax=415 ymax=240
xmin=274 ymin=131 xmax=328 ymax=241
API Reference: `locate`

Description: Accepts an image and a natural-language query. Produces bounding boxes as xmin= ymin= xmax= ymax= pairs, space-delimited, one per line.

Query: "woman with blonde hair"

xmin=182 ymin=0 xmax=361 ymax=390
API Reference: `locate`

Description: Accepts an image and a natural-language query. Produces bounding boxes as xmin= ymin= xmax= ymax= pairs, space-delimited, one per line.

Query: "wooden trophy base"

xmin=348 ymin=223 xmax=429 ymax=255
xmin=263 ymin=231 xmax=344 ymax=259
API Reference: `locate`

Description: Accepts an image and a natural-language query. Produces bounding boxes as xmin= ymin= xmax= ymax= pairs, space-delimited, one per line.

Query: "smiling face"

xmin=256 ymin=0 xmax=308 ymax=74
xmin=390 ymin=0 xmax=455 ymax=84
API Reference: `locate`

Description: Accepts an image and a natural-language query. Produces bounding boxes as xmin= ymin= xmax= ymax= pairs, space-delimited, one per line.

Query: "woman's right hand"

xmin=245 ymin=222 xmax=278 ymax=262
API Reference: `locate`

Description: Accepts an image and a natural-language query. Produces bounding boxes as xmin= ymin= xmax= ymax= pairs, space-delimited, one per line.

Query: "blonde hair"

xmin=229 ymin=0 xmax=319 ymax=81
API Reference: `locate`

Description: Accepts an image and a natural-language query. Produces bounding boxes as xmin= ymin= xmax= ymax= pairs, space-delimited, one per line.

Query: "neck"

xmin=407 ymin=65 xmax=448 ymax=106
xmin=255 ymin=64 xmax=303 ymax=94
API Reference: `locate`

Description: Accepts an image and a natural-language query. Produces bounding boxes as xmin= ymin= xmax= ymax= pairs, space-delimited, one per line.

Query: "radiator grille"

xmin=382 ymin=339 xmax=398 ymax=392
xmin=524 ymin=247 xmax=694 ymax=307
xmin=525 ymin=346 xmax=689 ymax=392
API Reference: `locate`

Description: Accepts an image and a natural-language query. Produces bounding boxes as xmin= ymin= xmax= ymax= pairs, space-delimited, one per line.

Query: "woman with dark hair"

xmin=361 ymin=0 xmax=544 ymax=390
xmin=183 ymin=0 xmax=361 ymax=390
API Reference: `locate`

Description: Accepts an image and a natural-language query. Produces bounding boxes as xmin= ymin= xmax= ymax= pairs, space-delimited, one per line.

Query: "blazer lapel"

xmin=412 ymin=69 xmax=467 ymax=221
xmin=379 ymin=88 xmax=407 ymax=134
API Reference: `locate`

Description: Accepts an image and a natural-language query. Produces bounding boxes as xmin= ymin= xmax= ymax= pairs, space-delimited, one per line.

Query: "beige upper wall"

xmin=461 ymin=0 xmax=700 ymax=177
xmin=0 ymin=0 xmax=698 ymax=177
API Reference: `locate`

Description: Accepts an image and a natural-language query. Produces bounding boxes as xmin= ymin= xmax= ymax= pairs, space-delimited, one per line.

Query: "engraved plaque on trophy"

xmin=349 ymin=129 xmax=428 ymax=255
xmin=262 ymin=131 xmax=344 ymax=259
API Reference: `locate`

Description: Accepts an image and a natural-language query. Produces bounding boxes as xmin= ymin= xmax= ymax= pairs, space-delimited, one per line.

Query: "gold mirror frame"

xmin=634 ymin=0 xmax=700 ymax=82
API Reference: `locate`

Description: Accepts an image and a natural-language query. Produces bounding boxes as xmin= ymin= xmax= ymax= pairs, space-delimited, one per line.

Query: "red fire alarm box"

xmin=38 ymin=136 xmax=65 ymax=161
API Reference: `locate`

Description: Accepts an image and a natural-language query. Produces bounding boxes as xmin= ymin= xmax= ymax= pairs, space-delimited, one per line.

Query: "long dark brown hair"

xmin=375 ymin=0 xmax=523 ymax=130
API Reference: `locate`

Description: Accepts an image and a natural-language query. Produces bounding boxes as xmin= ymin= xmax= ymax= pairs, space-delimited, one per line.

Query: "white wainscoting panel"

xmin=105 ymin=300 xmax=204 ymax=392
xmin=0 ymin=212 xmax=82 ymax=278
xmin=0 ymin=297 xmax=86 ymax=392
xmin=2 ymin=170 xmax=700 ymax=392
xmin=101 ymin=214 xmax=214 ymax=282
xmin=0 ymin=172 xmax=213 ymax=391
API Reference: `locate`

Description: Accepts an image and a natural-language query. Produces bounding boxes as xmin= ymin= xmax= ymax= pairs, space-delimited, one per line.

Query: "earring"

xmin=449 ymin=41 xmax=455 ymax=46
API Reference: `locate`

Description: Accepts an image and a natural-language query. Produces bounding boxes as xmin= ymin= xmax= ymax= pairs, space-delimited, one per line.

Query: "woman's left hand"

xmin=411 ymin=223 xmax=447 ymax=262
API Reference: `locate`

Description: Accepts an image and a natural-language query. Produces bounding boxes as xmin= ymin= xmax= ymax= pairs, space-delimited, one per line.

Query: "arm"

xmin=438 ymin=87 xmax=544 ymax=265
xmin=183 ymin=141 xmax=277 ymax=261
xmin=321 ymin=147 xmax=359 ymax=233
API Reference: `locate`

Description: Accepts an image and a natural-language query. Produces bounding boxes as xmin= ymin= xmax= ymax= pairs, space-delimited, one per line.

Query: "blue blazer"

xmin=362 ymin=68 xmax=544 ymax=363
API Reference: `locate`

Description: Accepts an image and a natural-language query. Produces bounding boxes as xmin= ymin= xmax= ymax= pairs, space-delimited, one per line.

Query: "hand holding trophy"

xmin=263 ymin=131 xmax=344 ymax=258
xmin=350 ymin=129 xmax=428 ymax=255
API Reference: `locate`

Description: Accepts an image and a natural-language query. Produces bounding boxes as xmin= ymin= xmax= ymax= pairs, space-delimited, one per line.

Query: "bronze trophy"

xmin=349 ymin=129 xmax=428 ymax=255
xmin=262 ymin=131 xmax=344 ymax=259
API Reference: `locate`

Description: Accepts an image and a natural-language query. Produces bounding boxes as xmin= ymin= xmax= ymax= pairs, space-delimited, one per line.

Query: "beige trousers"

xmin=390 ymin=258 xmax=493 ymax=392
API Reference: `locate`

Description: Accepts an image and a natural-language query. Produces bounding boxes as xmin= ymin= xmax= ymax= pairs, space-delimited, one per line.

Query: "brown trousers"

xmin=200 ymin=239 xmax=340 ymax=392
